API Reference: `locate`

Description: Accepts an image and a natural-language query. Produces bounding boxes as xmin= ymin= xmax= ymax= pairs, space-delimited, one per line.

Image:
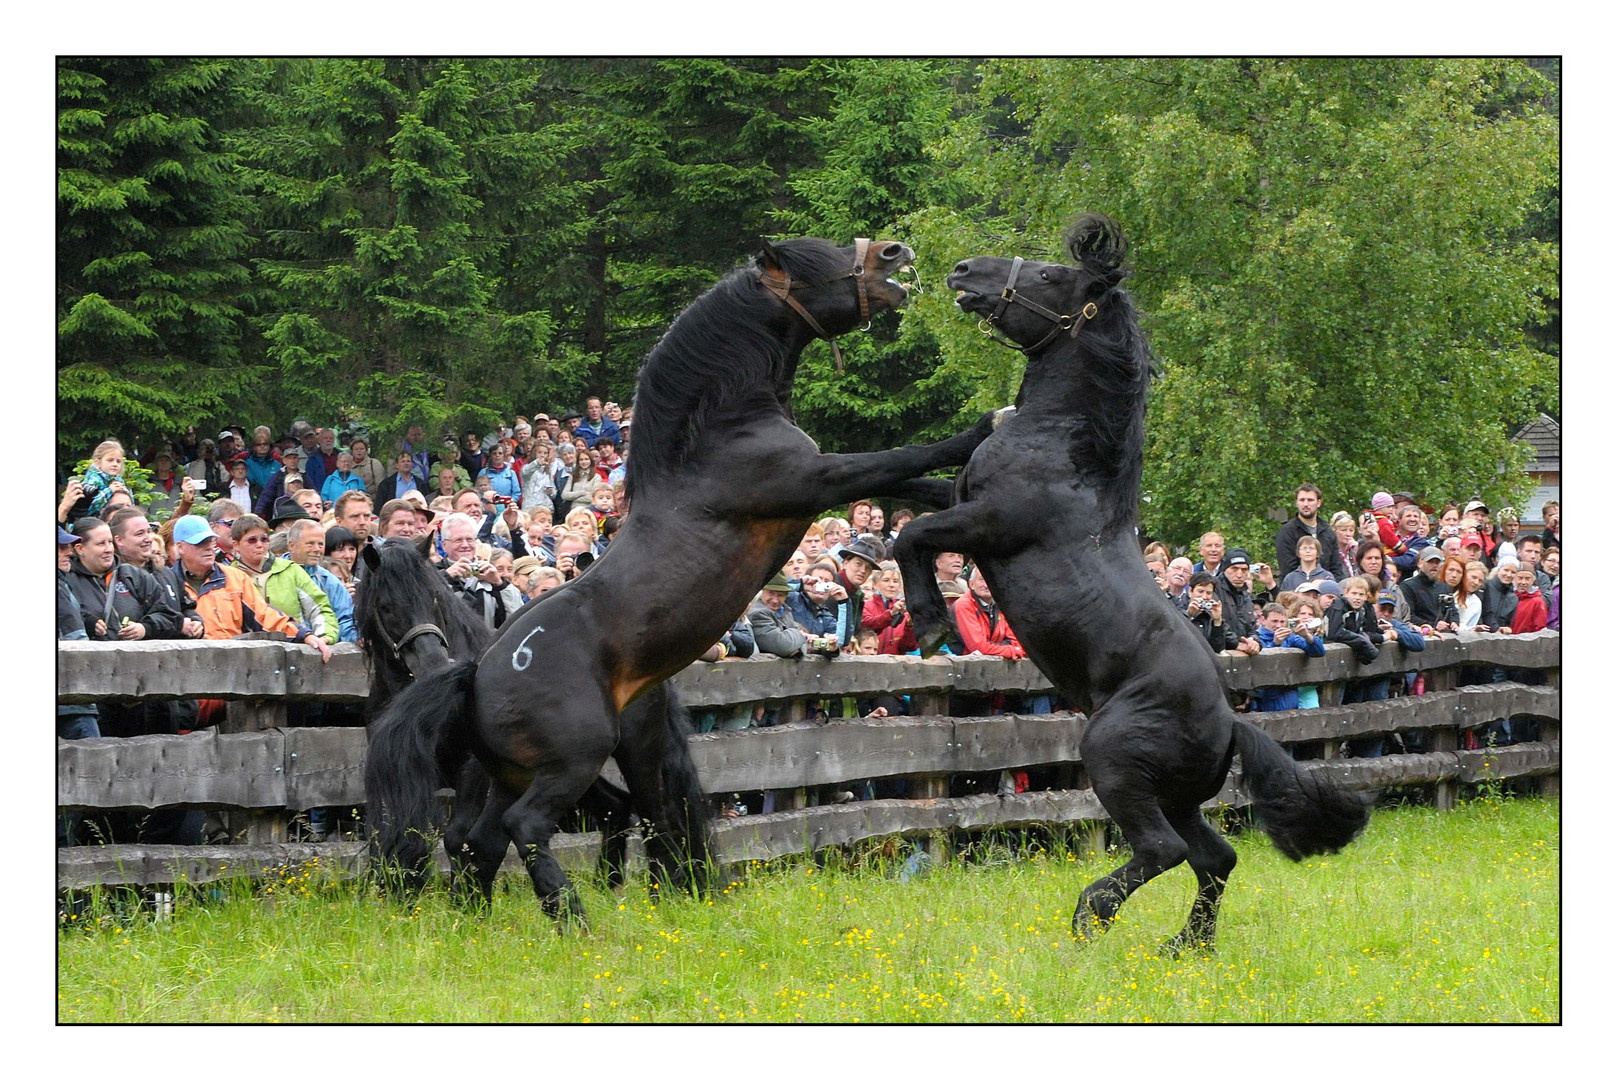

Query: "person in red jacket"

xmin=1509 ymin=565 xmax=1548 ymax=634
xmin=952 ymin=565 xmax=1026 ymax=659
xmin=861 ymin=561 xmax=918 ymax=655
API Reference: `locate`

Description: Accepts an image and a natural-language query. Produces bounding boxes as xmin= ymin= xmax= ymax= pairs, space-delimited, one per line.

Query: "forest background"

xmin=55 ymin=57 xmax=1559 ymax=548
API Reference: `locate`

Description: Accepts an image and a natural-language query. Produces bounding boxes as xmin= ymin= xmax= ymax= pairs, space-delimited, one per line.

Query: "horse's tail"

xmin=1231 ymin=719 xmax=1371 ymax=861
xmin=656 ymin=684 xmax=714 ymax=893
xmin=365 ymin=659 xmax=480 ymax=891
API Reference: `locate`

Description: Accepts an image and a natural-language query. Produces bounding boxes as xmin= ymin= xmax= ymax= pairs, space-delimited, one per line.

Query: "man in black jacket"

xmin=1213 ymin=549 xmax=1263 ymax=655
xmin=66 ymin=516 xmax=186 ymax=741
xmin=1398 ymin=546 xmax=1453 ymax=629
xmin=1274 ymin=483 xmax=1348 ymax=580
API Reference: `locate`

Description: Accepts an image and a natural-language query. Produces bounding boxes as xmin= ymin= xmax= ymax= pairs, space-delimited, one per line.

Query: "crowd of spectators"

xmin=58 ymin=409 xmax=1562 ymax=826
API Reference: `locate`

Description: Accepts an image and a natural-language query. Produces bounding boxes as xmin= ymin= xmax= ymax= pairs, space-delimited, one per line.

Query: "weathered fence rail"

xmin=57 ymin=631 xmax=1559 ymax=888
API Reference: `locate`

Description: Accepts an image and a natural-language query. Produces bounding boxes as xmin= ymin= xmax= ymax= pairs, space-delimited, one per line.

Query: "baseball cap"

xmin=1316 ymin=579 xmax=1343 ymax=597
xmin=283 ymin=471 xmax=305 ymax=487
xmin=1376 ymin=591 xmax=1398 ymax=608
xmin=217 ymin=430 xmax=236 ymax=442
xmin=57 ymin=524 xmax=78 ymax=544
xmin=1457 ymin=532 xmax=1485 ymax=548
xmin=172 ymin=516 xmax=217 ymax=546
xmin=1295 ymin=579 xmax=1322 ymax=594
xmin=1418 ymin=546 xmax=1445 ymax=563
xmin=1463 ymin=499 xmax=1488 ymax=514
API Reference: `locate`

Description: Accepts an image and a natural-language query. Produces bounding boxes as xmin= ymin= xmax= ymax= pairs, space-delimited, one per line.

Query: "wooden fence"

xmin=57 ymin=630 xmax=1560 ymax=889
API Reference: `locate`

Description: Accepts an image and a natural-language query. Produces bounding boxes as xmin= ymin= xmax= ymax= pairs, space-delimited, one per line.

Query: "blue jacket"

xmin=320 ymin=470 xmax=367 ymax=505
xmin=575 ymin=417 xmax=620 ymax=447
xmin=299 ymin=559 xmax=358 ymax=643
xmin=479 ymin=463 xmax=522 ymax=502
xmin=1252 ymin=625 xmax=1327 ymax=711
xmin=786 ymin=584 xmax=853 ymax=644
xmin=245 ymin=451 xmax=283 ymax=490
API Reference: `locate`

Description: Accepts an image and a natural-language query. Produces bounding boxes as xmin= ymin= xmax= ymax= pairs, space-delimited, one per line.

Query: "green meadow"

xmin=58 ymin=796 xmax=1557 ymax=1023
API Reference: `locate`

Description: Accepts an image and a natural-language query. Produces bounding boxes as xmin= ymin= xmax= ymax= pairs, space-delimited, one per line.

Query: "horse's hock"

xmin=57 ymin=631 xmax=1560 ymax=888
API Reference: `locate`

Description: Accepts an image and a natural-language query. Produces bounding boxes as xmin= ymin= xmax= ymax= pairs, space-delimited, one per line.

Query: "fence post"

xmin=1538 ymin=668 xmax=1561 ymax=800
xmin=221 ymin=697 xmax=289 ymax=845
xmin=912 ymin=692 xmax=952 ymax=862
xmin=1423 ymin=666 xmax=1460 ymax=810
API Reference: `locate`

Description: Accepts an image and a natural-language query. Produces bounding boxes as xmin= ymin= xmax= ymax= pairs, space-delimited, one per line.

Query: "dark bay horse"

xmin=355 ymin=537 xmax=658 ymax=891
xmin=367 ymin=236 xmax=994 ymax=922
xmin=893 ymin=214 xmax=1369 ymax=953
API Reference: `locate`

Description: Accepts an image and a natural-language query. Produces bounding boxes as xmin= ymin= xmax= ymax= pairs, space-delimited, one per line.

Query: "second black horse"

xmin=894 ymin=214 xmax=1370 ymax=953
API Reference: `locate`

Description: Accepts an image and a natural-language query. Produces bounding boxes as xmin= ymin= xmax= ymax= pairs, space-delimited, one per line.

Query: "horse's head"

xmin=947 ymin=213 xmax=1130 ymax=355
xmin=357 ymin=539 xmax=455 ymax=679
xmin=757 ymin=236 xmax=916 ymax=345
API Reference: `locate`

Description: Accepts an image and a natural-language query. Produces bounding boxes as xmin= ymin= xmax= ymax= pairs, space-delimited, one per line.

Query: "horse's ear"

xmin=1066 ymin=212 xmax=1130 ymax=289
xmin=360 ymin=540 xmax=381 ymax=572
xmin=415 ymin=530 xmax=436 ymax=558
xmin=758 ymin=237 xmax=784 ymax=274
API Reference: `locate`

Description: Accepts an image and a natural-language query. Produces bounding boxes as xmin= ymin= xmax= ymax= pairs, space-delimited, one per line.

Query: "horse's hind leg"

xmin=1162 ymin=807 xmax=1238 ymax=956
xmin=503 ymin=756 xmax=612 ymax=929
xmin=1074 ymin=783 xmax=1188 ymax=942
xmin=456 ymin=776 xmax=520 ymax=908
xmin=613 ymin=729 xmax=703 ymax=899
xmin=442 ymin=758 xmax=491 ymax=892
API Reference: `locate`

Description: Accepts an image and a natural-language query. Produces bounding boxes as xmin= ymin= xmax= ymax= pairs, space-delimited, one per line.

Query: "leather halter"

xmin=757 ymin=238 xmax=872 ymax=372
xmin=978 ymin=256 xmax=1101 ymax=354
xmin=373 ymin=620 xmax=451 ymax=673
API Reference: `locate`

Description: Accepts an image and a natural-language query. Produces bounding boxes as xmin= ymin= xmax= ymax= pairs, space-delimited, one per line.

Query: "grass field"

xmin=57 ymin=795 xmax=1558 ymax=1023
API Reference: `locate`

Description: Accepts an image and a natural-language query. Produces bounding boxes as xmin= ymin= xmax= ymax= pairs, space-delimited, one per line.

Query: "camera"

xmin=1194 ymin=599 xmax=1214 ymax=613
xmin=1285 ymin=617 xmax=1297 ymax=631
xmin=812 ymin=580 xmax=833 ymax=595
xmin=468 ymin=559 xmax=490 ymax=574
xmin=1302 ymin=617 xmax=1322 ymax=630
xmin=494 ymin=495 xmax=512 ymax=506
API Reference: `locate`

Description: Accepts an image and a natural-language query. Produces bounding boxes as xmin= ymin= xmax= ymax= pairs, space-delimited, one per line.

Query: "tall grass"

xmin=57 ymin=797 xmax=1558 ymax=1023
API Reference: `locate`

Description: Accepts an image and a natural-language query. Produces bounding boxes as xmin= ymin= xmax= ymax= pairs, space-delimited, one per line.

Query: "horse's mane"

xmin=625 ymin=238 xmax=853 ymax=497
xmin=355 ymin=538 xmax=493 ymax=683
xmin=1047 ymin=213 xmax=1157 ymax=532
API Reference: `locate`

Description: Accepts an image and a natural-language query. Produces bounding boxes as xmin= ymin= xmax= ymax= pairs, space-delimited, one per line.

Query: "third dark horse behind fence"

xmin=366 ymin=235 xmax=996 ymax=925
xmin=893 ymin=214 xmax=1370 ymax=954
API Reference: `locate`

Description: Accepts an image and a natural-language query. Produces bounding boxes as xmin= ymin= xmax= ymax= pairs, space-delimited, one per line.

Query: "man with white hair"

xmin=440 ymin=512 xmax=523 ymax=628
xmin=286 ymin=518 xmax=357 ymax=642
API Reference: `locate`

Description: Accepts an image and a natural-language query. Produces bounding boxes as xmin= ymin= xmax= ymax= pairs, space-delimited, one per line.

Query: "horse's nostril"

xmin=880 ymin=242 xmax=905 ymax=260
xmin=952 ymin=261 xmax=971 ymax=277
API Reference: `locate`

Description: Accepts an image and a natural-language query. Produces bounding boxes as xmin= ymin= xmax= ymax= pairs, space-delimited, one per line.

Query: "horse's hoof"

xmin=1159 ymin=935 xmax=1212 ymax=959
xmin=914 ymin=621 xmax=949 ymax=658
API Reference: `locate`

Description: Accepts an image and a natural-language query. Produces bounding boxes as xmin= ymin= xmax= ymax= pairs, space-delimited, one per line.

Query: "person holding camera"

xmin=439 ymin=512 xmax=523 ymax=629
xmin=1185 ymin=572 xmax=1241 ymax=653
xmin=1251 ymin=602 xmax=1327 ymax=711
xmin=1397 ymin=546 xmax=1454 ymax=631
xmin=862 ymin=560 xmax=919 ymax=655
xmin=748 ymin=573 xmax=820 ymax=658
xmin=788 ymin=559 xmax=856 ymax=651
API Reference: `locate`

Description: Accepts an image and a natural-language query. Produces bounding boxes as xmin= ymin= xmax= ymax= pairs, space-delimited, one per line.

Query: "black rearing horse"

xmin=893 ymin=214 xmax=1369 ymax=953
xmin=366 ymin=236 xmax=994 ymax=923
xmin=355 ymin=536 xmax=663 ymax=891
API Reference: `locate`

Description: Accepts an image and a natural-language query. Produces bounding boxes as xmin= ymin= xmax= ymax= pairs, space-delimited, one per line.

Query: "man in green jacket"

xmin=231 ymin=514 xmax=339 ymax=646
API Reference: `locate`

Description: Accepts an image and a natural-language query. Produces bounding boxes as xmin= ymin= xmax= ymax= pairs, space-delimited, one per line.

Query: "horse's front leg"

xmin=892 ymin=499 xmax=1023 ymax=656
xmin=800 ymin=409 xmax=1000 ymax=508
